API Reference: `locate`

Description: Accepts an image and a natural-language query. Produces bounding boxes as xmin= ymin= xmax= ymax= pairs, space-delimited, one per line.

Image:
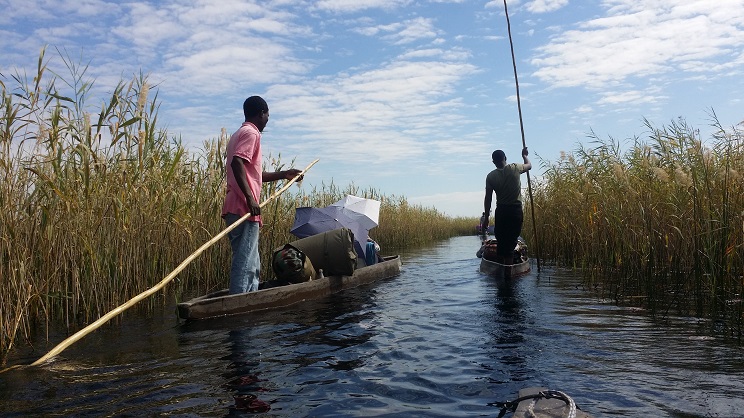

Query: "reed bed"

xmin=524 ymin=116 xmax=743 ymax=337
xmin=0 ymin=49 xmax=474 ymax=365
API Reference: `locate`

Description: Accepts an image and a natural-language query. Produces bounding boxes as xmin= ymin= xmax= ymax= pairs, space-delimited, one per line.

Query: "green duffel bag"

xmin=271 ymin=244 xmax=316 ymax=284
xmin=290 ymin=228 xmax=357 ymax=276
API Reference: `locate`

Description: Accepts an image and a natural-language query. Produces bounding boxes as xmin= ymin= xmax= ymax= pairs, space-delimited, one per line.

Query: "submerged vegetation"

xmin=525 ymin=117 xmax=744 ymax=337
xmin=0 ymin=49 xmax=473 ymax=365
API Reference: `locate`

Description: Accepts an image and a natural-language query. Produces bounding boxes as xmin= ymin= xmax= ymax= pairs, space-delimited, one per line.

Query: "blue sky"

xmin=2 ymin=0 xmax=743 ymax=217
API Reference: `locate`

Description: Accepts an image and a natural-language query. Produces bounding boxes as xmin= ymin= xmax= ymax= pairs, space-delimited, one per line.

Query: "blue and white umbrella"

xmin=331 ymin=195 xmax=380 ymax=230
xmin=290 ymin=205 xmax=370 ymax=257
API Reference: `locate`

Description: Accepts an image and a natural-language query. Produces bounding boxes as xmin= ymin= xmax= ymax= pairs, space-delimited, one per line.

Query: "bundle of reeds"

xmin=524 ymin=116 xmax=743 ymax=336
xmin=0 ymin=47 xmax=234 ymax=363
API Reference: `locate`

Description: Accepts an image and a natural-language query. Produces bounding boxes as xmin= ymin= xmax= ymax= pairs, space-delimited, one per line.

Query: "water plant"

xmin=525 ymin=116 xmax=743 ymax=336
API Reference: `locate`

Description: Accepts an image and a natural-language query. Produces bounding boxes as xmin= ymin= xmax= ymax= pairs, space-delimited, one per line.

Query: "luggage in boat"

xmin=365 ymin=240 xmax=378 ymax=266
xmin=289 ymin=228 xmax=357 ymax=276
xmin=481 ymin=239 xmax=500 ymax=260
xmin=271 ymin=244 xmax=316 ymax=284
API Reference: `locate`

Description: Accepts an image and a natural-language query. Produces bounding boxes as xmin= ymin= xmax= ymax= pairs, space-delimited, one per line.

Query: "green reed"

xmin=0 ymin=48 xmax=475 ymax=365
xmin=524 ymin=116 xmax=743 ymax=335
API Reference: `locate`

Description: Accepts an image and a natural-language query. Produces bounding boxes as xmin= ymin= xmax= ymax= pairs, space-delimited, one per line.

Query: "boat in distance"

xmin=477 ymin=238 xmax=531 ymax=279
xmin=479 ymin=256 xmax=531 ymax=279
xmin=178 ymin=255 xmax=401 ymax=320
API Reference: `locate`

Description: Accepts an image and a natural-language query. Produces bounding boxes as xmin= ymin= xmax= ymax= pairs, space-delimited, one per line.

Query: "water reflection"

xmin=220 ymin=328 xmax=272 ymax=413
xmin=483 ymin=275 xmax=531 ymax=384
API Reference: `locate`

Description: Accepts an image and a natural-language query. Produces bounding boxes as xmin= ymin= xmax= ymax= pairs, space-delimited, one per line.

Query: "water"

xmin=2 ymin=236 xmax=744 ymax=417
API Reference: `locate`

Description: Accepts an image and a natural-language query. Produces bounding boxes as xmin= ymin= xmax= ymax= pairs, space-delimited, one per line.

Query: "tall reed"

xmin=525 ymin=116 xmax=743 ymax=335
xmin=0 ymin=48 xmax=475 ymax=365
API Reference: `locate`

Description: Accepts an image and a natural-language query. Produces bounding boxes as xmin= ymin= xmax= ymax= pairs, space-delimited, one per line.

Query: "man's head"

xmin=243 ymin=96 xmax=270 ymax=132
xmin=492 ymin=150 xmax=506 ymax=168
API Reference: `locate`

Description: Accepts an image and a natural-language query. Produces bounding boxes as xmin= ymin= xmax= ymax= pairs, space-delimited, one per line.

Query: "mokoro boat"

xmin=479 ymin=256 xmax=531 ymax=279
xmin=177 ymin=255 xmax=401 ymax=320
xmin=495 ymin=387 xmax=592 ymax=418
xmin=477 ymin=237 xmax=531 ymax=279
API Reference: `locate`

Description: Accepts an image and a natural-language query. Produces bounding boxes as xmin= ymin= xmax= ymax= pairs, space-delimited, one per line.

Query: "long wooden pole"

xmin=503 ymin=0 xmax=541 ymax=272
xmin=19 ymin=159 xmax=319 ymax=368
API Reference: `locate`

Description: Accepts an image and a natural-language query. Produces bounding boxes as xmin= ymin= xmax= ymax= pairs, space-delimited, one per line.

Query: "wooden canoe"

xmin=177 ymin=255 xmax=402 ymax=320
xmin=478 ymin=237 xmax=531 ymax=279
xmin=479 ymin=256 xmax=531 ymax=279
xmin=500 ymin=387 xmax=592 ymax=418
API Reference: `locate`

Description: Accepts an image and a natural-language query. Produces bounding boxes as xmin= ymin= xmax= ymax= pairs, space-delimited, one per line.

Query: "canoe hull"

xmin=479 ymin=256 xmax=530 ymax=279
xmin=178 ymin=255 xmax=401 ymax=320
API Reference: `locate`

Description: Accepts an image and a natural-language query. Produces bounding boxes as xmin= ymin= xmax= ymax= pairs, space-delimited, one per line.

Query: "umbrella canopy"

xmin=331 ymin=195 xmax=380 ymax=229
xmin=290 ymin=206 xmax=370 ymax=257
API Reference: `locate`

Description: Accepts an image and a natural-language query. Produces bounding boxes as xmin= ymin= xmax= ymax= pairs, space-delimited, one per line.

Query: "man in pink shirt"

xmin=222 ymin=96 xmax=302 ymax=294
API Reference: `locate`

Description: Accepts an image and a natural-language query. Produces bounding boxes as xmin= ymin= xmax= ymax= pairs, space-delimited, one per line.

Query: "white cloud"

xmin=526 ymin=0 xmax=569 ymax=13
xmin=597 ymin=89 xmax=664 ymax=105
xmin=267 ymin=53 xmax=480 ymax=166
xmin=531 ymin=1 xmax=744 ymax=92
xmin=313 ymin=0 xmax=411 ymax=13
xmin=354 ymin=17 xmax=441 ymax=45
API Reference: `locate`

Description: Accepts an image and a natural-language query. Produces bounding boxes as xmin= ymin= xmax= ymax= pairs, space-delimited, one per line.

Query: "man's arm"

xmin=482 ymin=183 xmax=494 ymax=230
xmin=521 ymin=147 xmax=532 ymax=172
xmin=231 ymin=156 xmax=261 ymax=216
xmin=262 ymin=169 xmax=303 ymax=182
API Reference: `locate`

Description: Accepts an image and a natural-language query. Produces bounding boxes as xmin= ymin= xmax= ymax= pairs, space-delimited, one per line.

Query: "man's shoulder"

xmin=237 ymin=122 xmax=259 ymax=135
xmin=229 ymin=123 xmax=260 ymax=144
xmin=507 ymin=162 xmax=524 ymax=171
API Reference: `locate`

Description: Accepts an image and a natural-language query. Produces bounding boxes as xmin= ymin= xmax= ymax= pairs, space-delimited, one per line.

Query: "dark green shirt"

xmin=486 ymin=163 xmax=525 ymax=205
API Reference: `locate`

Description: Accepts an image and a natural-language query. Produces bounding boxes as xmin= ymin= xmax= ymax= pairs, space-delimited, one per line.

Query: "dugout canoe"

xmin=496 ymin=387 xmax=593 ymax=418
xmin=479 ymin=256 xmax=531 ymax=279
xmin=177 ymin=255 xmax=401 ymax=320
xmin=477 ymin=237 xmax=531 ymax=279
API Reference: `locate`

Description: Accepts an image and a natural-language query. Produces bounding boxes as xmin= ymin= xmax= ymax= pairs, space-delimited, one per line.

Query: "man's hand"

xmin=247 ymin=196 xmax=261 ymax=216
xmin=521 ymin=147 xmax=532 ymax=171
xmin=284 ymin=169 xmax=303 ymax=181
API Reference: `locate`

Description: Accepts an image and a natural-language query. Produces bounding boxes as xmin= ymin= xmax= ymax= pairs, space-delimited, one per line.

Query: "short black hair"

xmin=243 ymin=96 xmax=268 ymax=119
xmin=492 ymin=150 xmax=506 ymax=162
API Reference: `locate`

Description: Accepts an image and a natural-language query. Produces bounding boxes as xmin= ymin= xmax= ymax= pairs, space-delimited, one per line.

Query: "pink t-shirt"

xmin=222 ymin=122 xmax=262 ymax=224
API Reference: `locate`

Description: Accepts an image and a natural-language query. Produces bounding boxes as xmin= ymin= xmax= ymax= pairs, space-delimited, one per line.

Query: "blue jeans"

xmin=224 ymin=213 xmax=260 ymax=294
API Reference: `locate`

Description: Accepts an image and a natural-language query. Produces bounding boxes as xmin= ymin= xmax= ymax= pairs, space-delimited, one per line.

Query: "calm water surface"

xmin=2 ymin=236 xmax=743 ymax=417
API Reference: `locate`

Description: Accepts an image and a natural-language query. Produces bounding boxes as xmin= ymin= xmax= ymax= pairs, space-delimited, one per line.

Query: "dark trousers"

xmin=494 ymin=204 xmax=523 ymax=257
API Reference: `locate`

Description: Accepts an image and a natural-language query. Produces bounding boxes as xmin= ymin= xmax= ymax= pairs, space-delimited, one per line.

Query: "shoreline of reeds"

xmin=524 ymin=116 xmax=743 ymax=339
xmin=0 ymin=48 xmax=476 ymax=365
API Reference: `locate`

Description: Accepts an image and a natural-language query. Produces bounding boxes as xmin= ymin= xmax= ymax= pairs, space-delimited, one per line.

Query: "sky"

xmin=2 ymin=0 xmax=743 ymax=217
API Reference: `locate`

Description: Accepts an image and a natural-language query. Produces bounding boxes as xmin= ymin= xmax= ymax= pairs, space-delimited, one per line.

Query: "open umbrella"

xmin=290 ymin=206 xmax=370 ymax=257
xmin=331 ymin=195 xmax=380 ymax=230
